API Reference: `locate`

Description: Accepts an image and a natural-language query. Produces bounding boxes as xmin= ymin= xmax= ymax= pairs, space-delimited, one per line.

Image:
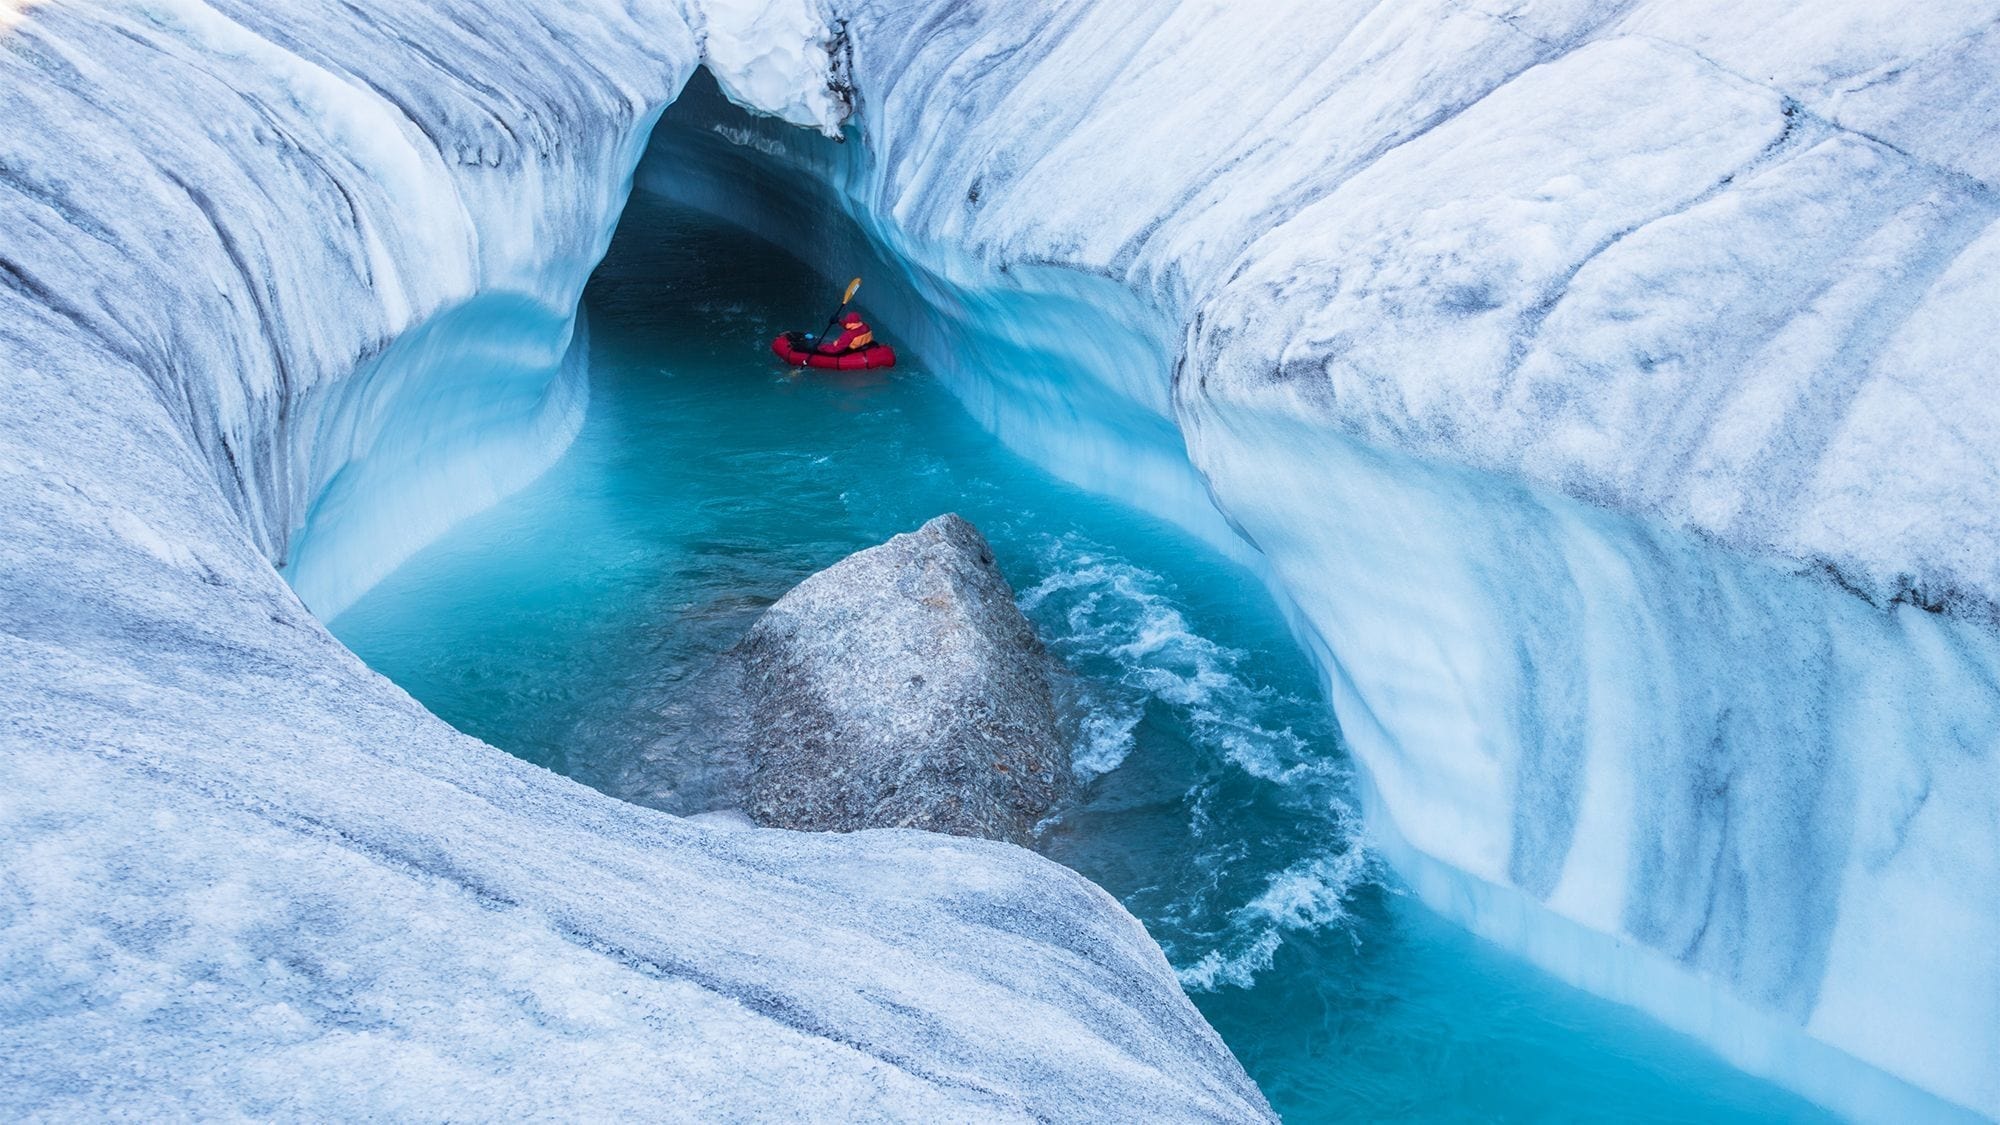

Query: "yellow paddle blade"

xmin=843 ymin=277 xmax=862 ymax=303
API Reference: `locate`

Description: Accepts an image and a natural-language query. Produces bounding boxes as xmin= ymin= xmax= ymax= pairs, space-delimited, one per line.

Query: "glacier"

xmin=5 ymin=0 xmax=2000 ymax=1120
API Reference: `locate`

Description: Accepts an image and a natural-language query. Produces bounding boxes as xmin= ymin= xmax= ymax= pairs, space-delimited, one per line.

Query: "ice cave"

xmin=3 ymin=1 xmax=1998 ymax=1121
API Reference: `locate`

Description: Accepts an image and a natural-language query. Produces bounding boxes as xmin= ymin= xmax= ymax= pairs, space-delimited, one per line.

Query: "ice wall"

xmin=637 ymin=4 xmax=2000 ymax=1119
xmin=0 ymin=1 xmax=1273 ymax=1117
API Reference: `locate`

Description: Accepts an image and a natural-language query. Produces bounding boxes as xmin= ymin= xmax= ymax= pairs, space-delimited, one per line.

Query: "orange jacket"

xmin=819 ymin=316 xmax=875 ymax=354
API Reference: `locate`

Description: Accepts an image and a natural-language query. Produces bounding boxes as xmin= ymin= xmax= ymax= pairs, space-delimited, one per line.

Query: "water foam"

xmin=1021 ymin=534 xmax=1370 ymax=991
xmin=1178 ymin=837 xmax=1374 ymax=992
xmin=1021 ymin=535 xmax=1322 ymax=783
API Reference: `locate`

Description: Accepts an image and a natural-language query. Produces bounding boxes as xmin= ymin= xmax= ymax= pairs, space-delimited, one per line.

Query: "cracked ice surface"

xmin=0 ymin=0 xmax=1269 ymax=1118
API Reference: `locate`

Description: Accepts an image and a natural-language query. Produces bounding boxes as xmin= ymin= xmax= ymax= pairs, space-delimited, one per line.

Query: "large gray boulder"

xmin=734 ymin=514 xmax=1072 ymax=845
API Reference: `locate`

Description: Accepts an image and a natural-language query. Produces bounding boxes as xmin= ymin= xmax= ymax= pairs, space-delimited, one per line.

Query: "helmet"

xmin=841 ymin=311 xmax=864 ymax=325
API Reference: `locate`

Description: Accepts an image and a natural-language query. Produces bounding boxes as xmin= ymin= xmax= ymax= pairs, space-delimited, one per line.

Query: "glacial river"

xmin=328 ymin=196 xmax=1825 ymax=1122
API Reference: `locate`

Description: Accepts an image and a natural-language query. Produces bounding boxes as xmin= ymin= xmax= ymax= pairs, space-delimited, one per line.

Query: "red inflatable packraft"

xmin=771 ymin=331 xmax=898 ymax=370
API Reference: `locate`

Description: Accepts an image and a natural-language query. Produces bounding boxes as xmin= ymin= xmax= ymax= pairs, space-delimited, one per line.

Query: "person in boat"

xmin=816 ymin=310 xmax=876 ymax=355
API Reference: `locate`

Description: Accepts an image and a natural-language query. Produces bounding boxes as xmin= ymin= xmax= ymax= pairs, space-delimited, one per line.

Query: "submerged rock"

xmin=734 ymin=514 xmax=1071 ymax=845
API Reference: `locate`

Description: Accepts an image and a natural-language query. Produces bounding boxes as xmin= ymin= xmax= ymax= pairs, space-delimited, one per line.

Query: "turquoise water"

xmin=330 ymin=197 xmax=1828 ymax=1123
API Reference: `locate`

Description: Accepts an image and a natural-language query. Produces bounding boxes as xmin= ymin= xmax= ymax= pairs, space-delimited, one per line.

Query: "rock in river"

xmin=734 ymin=514 xmax=1072 ymax=845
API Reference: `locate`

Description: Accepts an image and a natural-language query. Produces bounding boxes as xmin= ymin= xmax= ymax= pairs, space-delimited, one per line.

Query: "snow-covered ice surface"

xmin=8 ymin=0 xmax=2000 ymax=1119
xmin=0 ymin=1 xmax=1272 ymax=1118
xmin=640 ymin=3 xmax=2000 ymax=1119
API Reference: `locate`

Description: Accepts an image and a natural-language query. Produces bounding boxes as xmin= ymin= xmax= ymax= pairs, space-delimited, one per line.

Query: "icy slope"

xmin=0 ymin=1 xmax=1270 ymax=1117
xmin=641 ymin=2 xmax=2000 ymax=1118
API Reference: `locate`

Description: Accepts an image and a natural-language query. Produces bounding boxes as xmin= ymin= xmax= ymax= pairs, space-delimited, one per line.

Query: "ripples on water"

xmin=328 ymin=196 xmax=1828 ymax=1123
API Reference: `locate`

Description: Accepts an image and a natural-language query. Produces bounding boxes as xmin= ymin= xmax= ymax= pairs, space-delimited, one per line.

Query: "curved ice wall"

xmin=638 ymin=4 xmax=2000 ymax=1120
xmin=0 ymin=1 xmax=1275 ymax=1118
